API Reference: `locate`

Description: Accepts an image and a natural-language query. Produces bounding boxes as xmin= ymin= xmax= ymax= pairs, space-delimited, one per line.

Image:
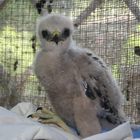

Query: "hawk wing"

xmin=69 ymin=47 xmax=126 ymax=128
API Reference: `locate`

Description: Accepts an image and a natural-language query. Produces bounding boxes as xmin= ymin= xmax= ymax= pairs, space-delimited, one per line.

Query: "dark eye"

xmin=62 ymin=28 xmax=70 ymax=39
xmin=42 ymin=30 xmax=51 ymax=40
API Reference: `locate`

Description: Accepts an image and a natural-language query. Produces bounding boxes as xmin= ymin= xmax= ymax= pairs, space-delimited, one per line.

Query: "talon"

xmin=36 ymin=107 xmax=43 ymax=112
xmin=30 ymin=107 xmax=71 ymax=132
xmin=27 ymin=114 xmax=33 ymax=118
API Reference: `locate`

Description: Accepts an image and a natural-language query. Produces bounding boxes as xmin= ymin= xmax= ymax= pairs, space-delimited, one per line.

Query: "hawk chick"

xmin=34 ymin=14 xmax=126 ymax=138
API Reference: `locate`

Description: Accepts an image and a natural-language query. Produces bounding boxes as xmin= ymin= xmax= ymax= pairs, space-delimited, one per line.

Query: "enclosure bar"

xmin=123 ymin=0 xmax=140 ymax=22
xmin=74 ymin=0 xmax=104 ymax=27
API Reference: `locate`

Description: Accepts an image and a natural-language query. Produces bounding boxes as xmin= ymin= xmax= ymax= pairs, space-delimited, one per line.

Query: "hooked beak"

xmin=51 ymin=31 xmax=60 ymax=44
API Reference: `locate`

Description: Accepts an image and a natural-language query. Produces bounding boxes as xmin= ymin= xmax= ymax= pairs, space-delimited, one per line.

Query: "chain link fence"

xmin=0 ymin=0 xmax=140 ymax=123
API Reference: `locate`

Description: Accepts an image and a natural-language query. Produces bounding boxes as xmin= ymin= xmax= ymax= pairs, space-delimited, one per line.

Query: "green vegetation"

xmin=111 ymin=24 xmax=140 ymax=79
xmin=0 ymin=26 xmax=34 ymax=74
xmin=0 ymin=0 xmax=39 ymax=101
xmin=0 ymin=0 xmax=38 ymax=75
xmin=122 ymin=24 xmax=140 ymax=65
xmin=0 ymin=0 xmax=139 ymax=100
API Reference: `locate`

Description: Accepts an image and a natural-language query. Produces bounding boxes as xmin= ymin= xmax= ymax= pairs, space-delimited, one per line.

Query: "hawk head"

xmin=37 ymin=14 xmax=74 ymax=49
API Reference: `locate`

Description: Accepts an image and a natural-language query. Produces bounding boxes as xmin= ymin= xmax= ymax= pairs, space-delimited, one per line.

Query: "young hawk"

xmin=34 ymin=14 xmax=126 ymax=138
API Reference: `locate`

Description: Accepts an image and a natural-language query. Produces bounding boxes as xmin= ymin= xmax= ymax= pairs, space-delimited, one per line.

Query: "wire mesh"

xmin=0 ymin=0 xmax=140 ymax=123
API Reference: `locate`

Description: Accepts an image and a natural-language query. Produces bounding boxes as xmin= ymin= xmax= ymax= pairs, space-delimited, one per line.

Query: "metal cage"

xmin=0 ymin=0 xmax=140 ymax=123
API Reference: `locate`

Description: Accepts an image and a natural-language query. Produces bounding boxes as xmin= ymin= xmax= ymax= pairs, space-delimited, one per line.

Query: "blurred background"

xmin=0 ymin=0 xmax=140 ymax=123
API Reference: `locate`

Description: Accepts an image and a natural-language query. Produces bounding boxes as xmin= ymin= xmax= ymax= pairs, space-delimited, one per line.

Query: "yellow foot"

xmin=28 ymin=107 xmax=71 ymax=133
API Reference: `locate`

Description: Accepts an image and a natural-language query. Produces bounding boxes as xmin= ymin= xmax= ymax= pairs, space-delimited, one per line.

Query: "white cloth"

xmin=83 ymin=122 xmax=133 ymax=140
xmin=11 ymin=102 xmax=37 ymax=117
xmin=0 ymin=105 xmax=79 ymax=140
xmin=0 ymin=102 xmax=136 ymax=140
